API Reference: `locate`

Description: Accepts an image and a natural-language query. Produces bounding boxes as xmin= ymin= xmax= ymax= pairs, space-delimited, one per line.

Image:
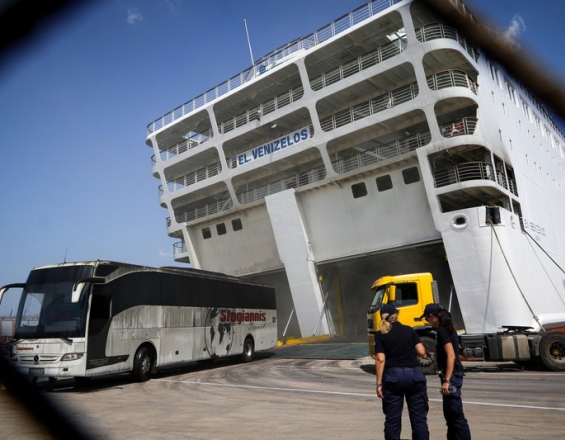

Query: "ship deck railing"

xmin=320 ymin=82 xmax=419 ymax=131
xmin=170 ymin=131 xmax=433 ymax=221
xmin=433 ymin=161 xmax=518 ymax=196
xmin=218 ymin=86 xmax=304 ymax=135
xmin=146 ymin=6 xmax=484 ymax=138
xmin=173 ymin=241 xmax=187 ymax=256
xmin=146 ymin=0 xmax=407 ymax=136
xmin=175 ymin=198 xmax=234 ymax=224
xmin=159 ymin=162 xmax=222 ymax=195
xmin=235 ymin=166 xmax=327 ymax=205
xmin=428 ymin=70 xmax=478 ymax=94
xmin=152 ymin=129 xmax=213 ymax=164
xmin=320 ymin=69 xmax=477 ymax=132
xmin=416 ymin=22 xmax=479 ymax=62
xmin=332 ymin=131 xmax=431 ymax=174
xmin=310 ymin=37 xmax=407 ymax=92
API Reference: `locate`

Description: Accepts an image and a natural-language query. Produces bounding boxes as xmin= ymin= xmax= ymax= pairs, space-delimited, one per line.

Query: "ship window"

xmin=351 ymin=182 xmax=367 ymax=198
xmin=216 ymin=223 xmax=227 ymax=235
xmin=232 ymin=218 xmax=243 ymax=231
xmin=202 ymin=228 xmax=212 ymax=239
xmin=402 ymin=167 xmax=420 ymax=184
xmin=505 ymin=78 xmax=517 ymax=105
xmin=376 ymin=175 xmax=392 ymax=192
xmin=489 ymin=62 xmax=500 ymax=86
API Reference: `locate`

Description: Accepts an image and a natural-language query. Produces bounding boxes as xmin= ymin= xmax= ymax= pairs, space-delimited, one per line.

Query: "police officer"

xmin=422 ymin=303 xmax=471 ymax=440
xmin=374 ymin=303 xmax=429 ymax=440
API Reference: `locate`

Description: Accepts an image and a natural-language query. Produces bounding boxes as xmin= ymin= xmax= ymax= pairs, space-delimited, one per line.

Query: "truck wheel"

xmin=539 ymin=333 xmax=565 ymax=371
xmin=419 ymin=336 xmax=438 ymax=375
xmin=241 ymin=337 xmax=254 ymax=363
xmin=132 ymin=347 xmax=153 ymax=382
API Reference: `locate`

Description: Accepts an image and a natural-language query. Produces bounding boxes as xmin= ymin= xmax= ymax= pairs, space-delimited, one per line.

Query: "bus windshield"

xmin=14 ymin=265 xmax=94 ymax=340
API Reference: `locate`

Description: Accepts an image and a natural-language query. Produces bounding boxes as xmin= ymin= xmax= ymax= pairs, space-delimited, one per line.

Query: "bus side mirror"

xmin=72 ymin=277 xmax=105 ymax=303
xmin=0 ymin=283 xmax=25 ymax=305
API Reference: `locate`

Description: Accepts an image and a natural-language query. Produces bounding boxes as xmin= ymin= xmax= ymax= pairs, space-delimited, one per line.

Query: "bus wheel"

xmin=539 ymin=333 xmax=565 ymax=371
xmin=419 ymin=336 xmax=438 ymax=375
xmin=132 ymin=347 xmax=153 ymax=382
xmin=241 ymin=337 xmax=254 ymax=363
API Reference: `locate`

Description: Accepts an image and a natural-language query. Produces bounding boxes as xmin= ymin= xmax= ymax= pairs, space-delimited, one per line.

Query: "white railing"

xmin=332 ymin=131 xmax=431 ymax=174
xmin=159 ymin=162 xmax=222 ymax=195
xmin=235 ymin=166 xmax=326 ymax=204
xmin=146 ymin=0 xmax=402 ymax=135
xmin=433 ymin=161 xmax=518 ymax=196
xmin=427 ymin=70 xmax=478 ymax=94
xmin=173 ymin=241 xmax=187 ymax=256
xmin=320 ymin=69 xmax=477 ymax=133
xmin=415 ymin=22 xmax=479 ymax=62
xmin=151 ymin=129 xmax=213 ymax=164
xmin=320 ymin=82 xmax=419 ymax=131
xmin=310 ymin=36 xmax=407 ymax=91
xmin=218 ymin=86 xmax=304 ymax=135
xmin=175 ymin=198 xmax=234 ymax=223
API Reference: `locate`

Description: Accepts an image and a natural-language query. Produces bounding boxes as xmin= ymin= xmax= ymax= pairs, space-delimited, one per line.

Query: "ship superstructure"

xmin=145 ymin=0 xmax=565 ymax=338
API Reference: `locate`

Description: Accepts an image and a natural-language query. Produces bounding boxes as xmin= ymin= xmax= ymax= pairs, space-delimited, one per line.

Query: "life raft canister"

xmin=448 ymin=122 xmax=463 ymax=136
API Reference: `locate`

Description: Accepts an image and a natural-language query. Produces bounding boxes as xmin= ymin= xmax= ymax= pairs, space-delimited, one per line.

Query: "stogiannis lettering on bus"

xmin=219 ymin=309 xmax=267 ymax=324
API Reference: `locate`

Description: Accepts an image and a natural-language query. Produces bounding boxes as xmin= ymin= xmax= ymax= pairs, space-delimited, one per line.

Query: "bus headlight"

xmin=61 ymin=353 xmax=84 ymax=361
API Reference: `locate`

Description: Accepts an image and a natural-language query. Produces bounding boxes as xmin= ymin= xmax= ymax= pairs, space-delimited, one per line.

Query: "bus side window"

xmin=89 ymin=294 xmax=111 ymax=336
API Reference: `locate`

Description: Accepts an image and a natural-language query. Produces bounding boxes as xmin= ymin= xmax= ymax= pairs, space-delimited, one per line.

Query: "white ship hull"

xmin=146 ymin=0 xmax=565 ymax=337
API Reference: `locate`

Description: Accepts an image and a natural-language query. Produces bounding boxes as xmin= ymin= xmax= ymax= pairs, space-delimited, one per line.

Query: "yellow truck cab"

xmin=367 ymin=272 xmax=439 ymax=374
xmin=367 ymin=272 xmax=565 ymax=373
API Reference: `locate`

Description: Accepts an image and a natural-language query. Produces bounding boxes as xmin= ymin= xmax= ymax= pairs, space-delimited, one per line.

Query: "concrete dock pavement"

xmin=1 ymin=337 xmax=565 ymax=439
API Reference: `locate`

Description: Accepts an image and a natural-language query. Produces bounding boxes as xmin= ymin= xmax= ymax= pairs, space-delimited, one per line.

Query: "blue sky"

xmin=0 ymin=0 xmax=564 ymax=290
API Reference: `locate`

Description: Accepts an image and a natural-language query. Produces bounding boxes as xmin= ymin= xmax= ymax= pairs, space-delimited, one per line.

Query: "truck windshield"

xmin=14 ymin=265 xmax=94 ymax=340
xmin=368 ymin=286 xmax=387 ymax=314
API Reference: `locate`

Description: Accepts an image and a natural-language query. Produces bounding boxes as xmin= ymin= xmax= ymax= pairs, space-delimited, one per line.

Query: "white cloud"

xmin=502 ymin=14 xmax=526 ymax=46
xmin=127 ymin=7 xmax=143 ymax=25
xmin=161 ymin=0 xmax=180 ymax=13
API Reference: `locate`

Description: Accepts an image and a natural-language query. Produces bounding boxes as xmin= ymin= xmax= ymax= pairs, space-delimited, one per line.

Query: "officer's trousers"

xmin=381 ymin=366 xmax=429 ymax=440
xmin=441 ymin=371 xmax=471 ymax=440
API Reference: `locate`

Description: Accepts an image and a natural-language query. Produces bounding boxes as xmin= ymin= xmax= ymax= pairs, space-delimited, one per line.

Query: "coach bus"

xmin=0 ymin=260 xmax=277 ymax=382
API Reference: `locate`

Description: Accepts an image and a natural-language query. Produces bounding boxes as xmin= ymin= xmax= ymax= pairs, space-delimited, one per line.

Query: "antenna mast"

xmin=244 ymin=19 xmax=255 ymax=67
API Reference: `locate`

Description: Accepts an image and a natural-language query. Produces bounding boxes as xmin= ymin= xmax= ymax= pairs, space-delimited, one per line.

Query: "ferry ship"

xmin=145 ymin=0 xmax=565 ymax=339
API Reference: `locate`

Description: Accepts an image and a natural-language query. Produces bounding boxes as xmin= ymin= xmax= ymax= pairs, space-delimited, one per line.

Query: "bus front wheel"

xmin=132 ymin=347 xmax=153 ymax=382
xmin=241 ymin=337 xmax=254 ymax=363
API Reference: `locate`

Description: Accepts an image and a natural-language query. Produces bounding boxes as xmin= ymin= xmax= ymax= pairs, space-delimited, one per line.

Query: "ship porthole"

xmin=452 ymin=214 xmax=468 ymax=229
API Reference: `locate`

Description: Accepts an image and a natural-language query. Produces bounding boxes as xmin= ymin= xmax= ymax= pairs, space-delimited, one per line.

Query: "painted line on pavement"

xmin=155 ymin=379 xmax=565 ymax=411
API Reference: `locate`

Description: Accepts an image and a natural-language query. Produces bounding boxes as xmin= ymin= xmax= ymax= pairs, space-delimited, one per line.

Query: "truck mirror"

xmin=387 ymin=285 xmax=397 ymax=302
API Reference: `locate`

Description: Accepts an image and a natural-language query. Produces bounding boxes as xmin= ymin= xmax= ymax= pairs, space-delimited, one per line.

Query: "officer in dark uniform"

xmin=374 ymin=303 xmax=429 ymax=440
xmin=422 ymin=303 xmax=471 ymax=440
